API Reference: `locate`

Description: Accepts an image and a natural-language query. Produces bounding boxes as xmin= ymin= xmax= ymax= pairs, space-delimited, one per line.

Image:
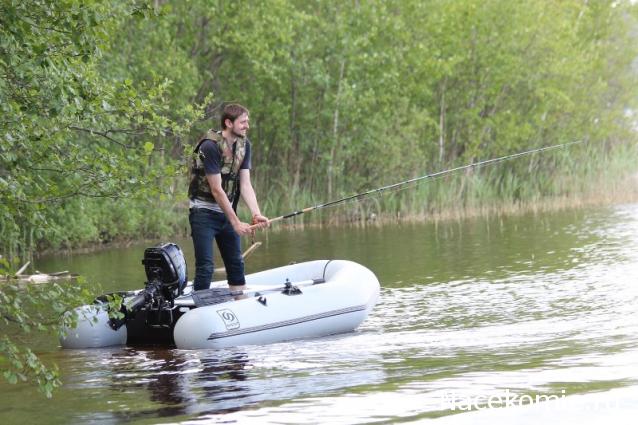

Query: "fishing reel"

xmin=109 ymin=243 xmax=187 ymax=330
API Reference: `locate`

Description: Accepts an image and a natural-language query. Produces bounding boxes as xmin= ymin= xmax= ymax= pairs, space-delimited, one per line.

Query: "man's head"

xmin=221 ymin=103 xmax=250 ymax=138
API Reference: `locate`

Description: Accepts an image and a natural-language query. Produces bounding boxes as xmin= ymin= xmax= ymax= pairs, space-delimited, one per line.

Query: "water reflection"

xmin=55 ymin=336 xmax=388 ymax=423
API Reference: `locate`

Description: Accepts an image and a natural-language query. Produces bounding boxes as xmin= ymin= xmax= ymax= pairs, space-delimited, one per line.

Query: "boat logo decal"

xmin=217 ymin=309 xmax=240 ymax=330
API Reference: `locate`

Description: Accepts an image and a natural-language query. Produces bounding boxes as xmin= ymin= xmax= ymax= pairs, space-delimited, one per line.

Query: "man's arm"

xmin=239 ymin=169 xmax=268 ymax=225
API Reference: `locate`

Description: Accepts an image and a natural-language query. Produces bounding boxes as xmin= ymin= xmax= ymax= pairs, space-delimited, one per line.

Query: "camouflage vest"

xmin=188 ymin=130 xmax=247 ymax=210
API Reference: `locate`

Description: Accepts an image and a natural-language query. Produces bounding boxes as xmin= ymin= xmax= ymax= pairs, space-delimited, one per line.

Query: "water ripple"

xmin=3 ymin=204 xmax=638 ymax=424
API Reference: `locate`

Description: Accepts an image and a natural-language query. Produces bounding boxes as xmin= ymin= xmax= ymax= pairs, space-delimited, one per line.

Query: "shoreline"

xmin=36 ymin=183 xmax=638 ymax=259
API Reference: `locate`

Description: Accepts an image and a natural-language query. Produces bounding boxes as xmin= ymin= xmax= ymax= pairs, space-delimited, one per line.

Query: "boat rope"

xmin=253 ymin=140 xmax=584 ymax=228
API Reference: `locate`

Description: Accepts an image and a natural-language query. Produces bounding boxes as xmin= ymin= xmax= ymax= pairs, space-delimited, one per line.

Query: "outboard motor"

xmin=142 ymin=242 xmax=188 ymax=300
xmin=109 ymin=243 xmax=187 ymax=330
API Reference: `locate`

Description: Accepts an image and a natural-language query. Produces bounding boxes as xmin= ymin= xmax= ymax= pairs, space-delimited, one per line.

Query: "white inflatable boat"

xmin=60 ymin=244 xmax=380 ymax=350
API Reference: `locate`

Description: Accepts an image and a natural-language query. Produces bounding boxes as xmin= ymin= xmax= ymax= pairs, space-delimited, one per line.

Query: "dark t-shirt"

xmin=199 ymin=139 xmax=251 ymax=175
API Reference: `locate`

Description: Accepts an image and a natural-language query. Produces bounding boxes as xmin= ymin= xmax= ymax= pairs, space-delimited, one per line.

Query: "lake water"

xmin=1 ymin=203 xmax=637 ymax=424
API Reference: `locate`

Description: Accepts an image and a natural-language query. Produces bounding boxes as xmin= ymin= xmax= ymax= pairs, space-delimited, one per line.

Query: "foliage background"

xmin=1 ymin=0 xmax=638 ymax=395
xmin=3 ymin=0 xmax=638 ymax=259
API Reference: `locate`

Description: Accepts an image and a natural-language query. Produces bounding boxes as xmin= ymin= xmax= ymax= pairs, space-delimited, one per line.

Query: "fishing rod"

xmin=253 ymin=140 xmax=584 ymax=228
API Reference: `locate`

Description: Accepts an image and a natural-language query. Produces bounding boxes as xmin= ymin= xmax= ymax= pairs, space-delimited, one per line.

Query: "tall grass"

xmin=30 ymin=141 xmax=638 ymax=255
xmin=255 ymin=142 xmax=638 ymax=227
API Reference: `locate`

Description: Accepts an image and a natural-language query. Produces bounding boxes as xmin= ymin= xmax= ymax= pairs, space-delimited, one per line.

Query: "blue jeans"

xmin=189 ymin=208 xmax=245 ymax=290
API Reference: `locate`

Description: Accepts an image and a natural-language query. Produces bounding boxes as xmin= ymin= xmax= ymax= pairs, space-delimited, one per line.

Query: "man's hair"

xmin=221 ymin=103 xmax=249 ymax=129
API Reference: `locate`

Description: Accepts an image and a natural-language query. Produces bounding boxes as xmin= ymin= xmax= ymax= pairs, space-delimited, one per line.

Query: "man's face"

xmin=228 ymin=113 xmax=250 ymax=138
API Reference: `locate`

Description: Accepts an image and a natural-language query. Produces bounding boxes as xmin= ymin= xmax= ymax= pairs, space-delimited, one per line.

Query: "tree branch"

xmin=69 ymin=126 xmax=133 ymax=148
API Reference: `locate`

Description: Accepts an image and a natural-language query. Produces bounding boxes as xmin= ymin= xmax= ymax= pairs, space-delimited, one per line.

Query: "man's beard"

xmin=231 ymin=128 xmax=245 ymax=138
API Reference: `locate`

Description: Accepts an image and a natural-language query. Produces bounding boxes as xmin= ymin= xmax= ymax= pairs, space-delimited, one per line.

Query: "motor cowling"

xmin=142 ymin=242 xmax=188 ymax=300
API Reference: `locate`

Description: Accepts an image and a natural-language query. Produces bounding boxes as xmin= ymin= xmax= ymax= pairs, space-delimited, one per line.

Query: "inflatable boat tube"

xmin=60 ymin=259 xmax=379 ymax=350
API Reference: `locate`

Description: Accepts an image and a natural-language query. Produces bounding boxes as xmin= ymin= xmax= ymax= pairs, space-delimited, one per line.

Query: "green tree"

xmin=0 ymin=0 xmax=199 ymax=395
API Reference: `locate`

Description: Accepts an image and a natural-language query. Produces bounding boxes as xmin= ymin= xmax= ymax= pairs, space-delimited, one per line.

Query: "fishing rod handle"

xmin=246 ymin=206 xmax=317 ymax=230
xmin=247 ymin=216 xmax=281 ymax=231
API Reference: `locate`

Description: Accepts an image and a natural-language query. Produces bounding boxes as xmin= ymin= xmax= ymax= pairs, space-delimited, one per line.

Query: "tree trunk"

xmin=289 ymin=50 xmax=302 ymax=194
xmin=327 ymin=59 xmax=346 ymax=200
xmin=439 ymin=77 xmax=447 ymax=164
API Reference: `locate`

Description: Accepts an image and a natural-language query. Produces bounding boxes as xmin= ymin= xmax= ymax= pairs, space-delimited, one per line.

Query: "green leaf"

xmin=143 ymin=141 xmax=154 ymax=155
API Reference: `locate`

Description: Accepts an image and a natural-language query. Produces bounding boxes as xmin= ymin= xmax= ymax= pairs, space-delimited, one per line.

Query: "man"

xmin=188 ymin=103 xmax=268 ymax=292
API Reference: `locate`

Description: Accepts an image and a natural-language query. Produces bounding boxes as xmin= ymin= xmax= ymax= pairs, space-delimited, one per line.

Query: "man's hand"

xmin=251 ymin=214 xmax=269 ymax=228
xmin=232 ymin=221 xmax=254 ymax=236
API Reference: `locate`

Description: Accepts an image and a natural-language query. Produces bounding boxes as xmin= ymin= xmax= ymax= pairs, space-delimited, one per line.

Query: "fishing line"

xmin=254 ymin=140 xmax=584 ymax=227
